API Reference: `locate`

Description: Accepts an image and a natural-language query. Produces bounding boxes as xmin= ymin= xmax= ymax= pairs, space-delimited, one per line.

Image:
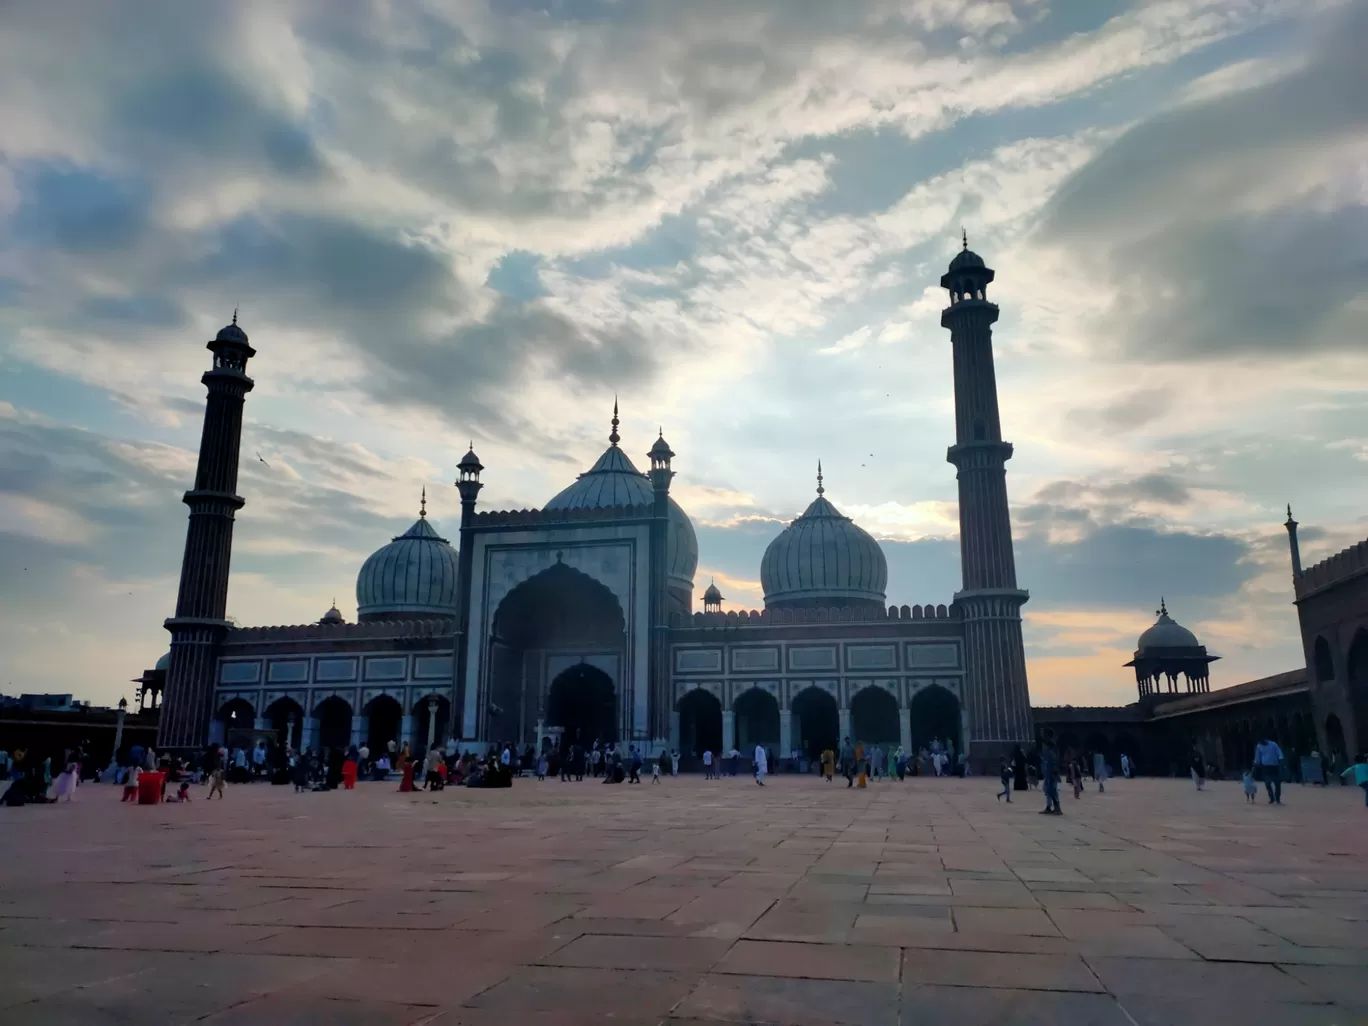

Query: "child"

xmin=174 ymin=781 xmax=192 ymax=802
xmin=207 ymin=767 xmax=226 ymax=799
xmin=121 ymin=763 xmax=140 ymax=802
xmin=651 ymin=758 xmax=661 ymax=784
xmin=1241 ymin=770 xmax=1258 ymax=803
xmin=536 ymin=753 xmax=548 ymax=781
xmin=996 ymin=757 xmax=1012 ymax=803
xmin=1342 ymin=753 xmax=1368 ymax=806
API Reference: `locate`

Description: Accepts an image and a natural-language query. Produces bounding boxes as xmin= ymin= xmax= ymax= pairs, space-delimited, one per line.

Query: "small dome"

xmin=356 ymin=513 xmax=459 ymax=621
xmin=544 ymin=420 xmax=697 ymax=592
xmin=459 ymin=446 xmax=483 ymax=472
xmin=155 ymin=651 xmax=170 ymax=672
xmin=649 ymin=431 xmax=674 ymax=461
xmin=319 ymin=603 xmax=344 ymax=625
xmin=1137 ymin=602 xmax=1201 ymax=650
xmin=761 ymin=466 xmax=887 ymax=610
xmin=703 ymin=580 xmax=723 ymax=603
xmin=949 ymin=248 xmax=985 ymax=272
xmin=215 ymin=315 xmax=249 ymax=344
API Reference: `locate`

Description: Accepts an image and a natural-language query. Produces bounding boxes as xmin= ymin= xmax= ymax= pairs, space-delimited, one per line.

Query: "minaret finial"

xmin=610 ymin=396 xmax=620 ymax=446
xmin=1159 ymin=597 xmax=1168 ymax=617
xmin=961 ymin=227 xmax=968 ymax=251
xmin=816 ymin=460 xmax=824 ymax=496
xmin=1286 ymin=503 xmax=1294 ymax=521
xmin=232 ymin=307 xmax=238 ymax=325
xmin=419 ymin=486 xmax=427 ymax=518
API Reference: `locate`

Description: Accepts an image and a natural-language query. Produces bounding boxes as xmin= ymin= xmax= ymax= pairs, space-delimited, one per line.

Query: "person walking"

xmin=1120 ymin=752 xmax=1131 ymax=779
xmin=996 ymin=757 xmax=1012 ymax=802
xmin=1093 ymin=752 xmax=1107 ymax=793
xmin=1012 ymin=745 xmax=1028 ymax=792
xmin=840 ymin=737 xmax=856 ymax=787
xmin=1040 ymin=733 xmax=1062 ymax=815
xmin=1341 ymin=753 xmax=1368 ymax=806
xmin=753 ymin=743 xmax=767 ymax=786
xmin=207 ymin=765 xmax=226 ymax=799
xmin=1253 ymin=735 xmax=1284 ymax=804
xmin=702 ymin=747 xmax=714 ymax=780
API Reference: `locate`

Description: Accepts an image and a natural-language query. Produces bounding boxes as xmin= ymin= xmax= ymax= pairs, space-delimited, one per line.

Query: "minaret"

xmin=1285 ymin=504 xmax=1303 ymax=582
xmin=648 ymin=426 xmax=676 ymax=748
xmin=158 ymin=315 xmax=256 ymax=749
xmin=703 ymin=579 xmax=725 ymax=614
xmin=452 ymin=443 xmax=483 ymax=741
xmin=941 ymin=235 xmax=1033 ymax=759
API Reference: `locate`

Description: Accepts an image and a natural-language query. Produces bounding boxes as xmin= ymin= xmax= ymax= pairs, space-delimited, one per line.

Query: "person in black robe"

xmin=1012 ymin=745 xmax=1028 ymax=792
xmin=326 ymin=748 xmax=344 ymax=789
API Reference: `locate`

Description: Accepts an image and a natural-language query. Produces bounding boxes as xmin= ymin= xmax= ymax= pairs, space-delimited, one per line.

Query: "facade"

xmin=155 ymin=246 xmax=1037 ymax=767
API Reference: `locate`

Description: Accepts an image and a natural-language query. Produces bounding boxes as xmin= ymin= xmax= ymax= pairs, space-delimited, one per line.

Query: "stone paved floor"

xmin=2 ymin=774 xmax=1367 ymax=1025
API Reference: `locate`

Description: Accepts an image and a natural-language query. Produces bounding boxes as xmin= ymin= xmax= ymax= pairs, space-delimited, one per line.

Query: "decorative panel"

xmin=906 ymin=643 xmax=959 ymax=668
xmin=266 ymin=660 xmax=309 ymax=683
xmin=315 ymin=658 xmax=359 ymax=682
xmin=218 ymin=661 xmax=261 ymax=684
xmin=413 ymin=656 xmax=451 ymax=679
xmin=789 ymin=646 xmax=837 ymax=671
xmin=675 ymin=649 xmax=723 ymax=673
xmin=731 ymin=647 xmax=779 ymax=672
xmin=846 ymin=645 xmax=897 ymax=670
xmin=363 ymin=656 xmax=408 ymax=681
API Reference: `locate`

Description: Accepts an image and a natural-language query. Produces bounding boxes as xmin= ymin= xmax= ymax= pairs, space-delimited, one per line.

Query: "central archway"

xmin=734 ymin=687 xmax=779 ymax=751
xmin=792 ymin=686 xmax=839 ymax=759
xmin=314 ymin=696 xmax=353 ymax=752
xmin=488 ymin=562 xmax=627 ymax=745
xmin=677 ymin=688 xmax=722 ymax=760
xmin=850 ymin=686 xmax=899 ymax=747
xmin=548 ymin=663 xmax=617 ymax=747
xmin=365 ymin=695 xmax=403 ymax=753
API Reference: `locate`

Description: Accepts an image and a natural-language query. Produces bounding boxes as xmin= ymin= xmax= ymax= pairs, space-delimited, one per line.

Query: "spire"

xmin=816 ymin=460 xmax=824 ymax=496
xmin=232 ymin=307 xmax=238 ymax=325
xmin=1158 ymin=597 xmax=1168 ymax=618
xmin=419 ymin=486 xmax=427 ymax=518
xmin=609 ymin=396 xmax=620 ymax=447
xmin=1285 ymin=503 xmax=1295 ymax=524
xmin=961 ymin=227 xmax=968 ymax=251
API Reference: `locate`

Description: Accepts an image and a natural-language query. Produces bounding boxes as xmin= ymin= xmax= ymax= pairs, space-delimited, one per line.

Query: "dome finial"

xmin=419 ymin=486 xmax=427 ymax=518
xmin=816 ymin=460 xmax=824 ymax=496
xmin=1159 ymin=597 xmax=1168 ymax=617
xmin=232 ymin=307 xmax=238 ymax=325
xmin=961 ymin=227 xmax=968 ymax=251
xmin=610 ymin=396 xmax=620 ymax=446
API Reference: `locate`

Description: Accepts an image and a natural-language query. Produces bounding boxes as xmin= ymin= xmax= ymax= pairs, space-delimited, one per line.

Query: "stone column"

xmin=722 ymin=710 xmax=735 ymax=753
xmin=106 ymin=701 xmax=127 ymax=780
xmin=839 ymin=707 xmax=851 ymax=742
xmin=535 ymin=717 xmax=544 ymax=750
xmin=286 ymin=712 xmax=297 ymax=750
xmin=254 ymin=716 xmax=270 ymax=732
xmin=900 ymin=706 xmax=912 ymax=753
xmin=779 ymin=709 xmax=793 ymax=756
xmin=301 ymin=717 xmax=317 ymax=752
xmin=400 ymin=715 xmax=414 ymax=746
xmin=669 ymin=711 xmax=680 ymax=754
xmin=350 ymin=715 xmax=365 ymax=748
xmin=426 ymin=698 xmax=439 ymax=749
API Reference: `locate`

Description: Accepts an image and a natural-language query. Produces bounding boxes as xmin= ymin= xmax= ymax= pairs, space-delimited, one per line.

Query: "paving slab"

xmin=0 ymin=776 xmax=1365 ymax=1023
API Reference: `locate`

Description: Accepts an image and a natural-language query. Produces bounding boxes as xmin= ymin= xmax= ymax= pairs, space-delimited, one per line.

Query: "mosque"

xmin=148 ymin=242 xmax=1034 ymax=768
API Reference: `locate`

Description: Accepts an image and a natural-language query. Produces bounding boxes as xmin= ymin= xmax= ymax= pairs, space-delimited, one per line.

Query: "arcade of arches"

xmin=486 ymin=564 xmax=626 ymax=747
xmin=212 ymin=692 xmax=454 ymax=755
xmin=671 ymin=683 xmax=965 ymax=764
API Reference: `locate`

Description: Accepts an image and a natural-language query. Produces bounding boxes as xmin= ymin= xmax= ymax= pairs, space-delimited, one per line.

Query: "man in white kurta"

xmin=754 ymin=744 xmax=768 ymax=786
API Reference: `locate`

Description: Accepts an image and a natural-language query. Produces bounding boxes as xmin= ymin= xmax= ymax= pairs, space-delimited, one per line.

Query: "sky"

xmin=1 ymin=0 xmax=1365 ymax=710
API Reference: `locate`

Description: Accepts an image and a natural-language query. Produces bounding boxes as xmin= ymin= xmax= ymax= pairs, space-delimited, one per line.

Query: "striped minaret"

xmin=157 ymin=315 xmax=256 ymax=750
xmin=941 ymin=235 xmax=1033 ymax=760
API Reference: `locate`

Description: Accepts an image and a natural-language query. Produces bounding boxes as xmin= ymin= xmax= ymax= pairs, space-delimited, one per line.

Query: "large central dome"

xmin=356 ymin=496 xmax=459 ymax=622
xmin=761 ymin=464 xmax=887 ymax=611
xmin=543 ymin=406 xmax=698 ymax=594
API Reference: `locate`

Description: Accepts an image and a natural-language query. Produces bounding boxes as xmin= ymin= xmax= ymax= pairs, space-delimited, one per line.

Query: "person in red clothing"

xmin=341 ymin=756 xmax=358 ymax=790
xmin=398 ymin=755 xmax=416 ymax=792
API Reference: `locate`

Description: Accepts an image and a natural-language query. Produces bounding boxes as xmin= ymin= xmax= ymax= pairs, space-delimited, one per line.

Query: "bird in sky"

xmin=256 ymin=452 xmax=270 ymax=468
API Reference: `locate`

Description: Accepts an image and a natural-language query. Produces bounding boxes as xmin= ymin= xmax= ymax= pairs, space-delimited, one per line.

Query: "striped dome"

xmin=355 ymin=516 xmax=459 ymax=621
xmin=544 ymin=442 xmax=698 ymax=592
xmin=761 ymin=470 xmax=887 ymax=610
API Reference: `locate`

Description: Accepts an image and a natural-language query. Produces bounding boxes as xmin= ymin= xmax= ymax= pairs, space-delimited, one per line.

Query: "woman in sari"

xmin=397 ymin=753 xmax=416 ymax=792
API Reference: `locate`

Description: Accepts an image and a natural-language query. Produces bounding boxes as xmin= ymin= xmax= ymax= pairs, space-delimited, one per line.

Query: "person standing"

xmin=208 ymin=764 xmax=226 ymax=799
xmin=1341 ymin=753 xmax=1368 ymax=806
xmin=840 ymin=737 xmax=855 ymax=787
xmin=1093 ymin=752 xmax=1107 ymax=792
xmin=1012 ymin=745 xmax=1028 ymax=792
xmin=1190 ymin=747 xmax=1206 ymax=791
xmin=753 ymin=743 xmax=767 ymax=786
xmin=821 ymin=747 xmax=834 ymax=782
xmin=1120 ymin=753 xmax=1131 ymax=779
xmin=1253 ymin=735 xmax=1284 ymax=804
xmin=702 ymin=747 xmax=714 ymax=780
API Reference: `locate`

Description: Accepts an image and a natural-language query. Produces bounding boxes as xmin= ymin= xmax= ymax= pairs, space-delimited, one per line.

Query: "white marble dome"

xmin=761 ymin=468 xmax=887 ymax=610
xmin=355 ymin=512 xmax=459 ymax=621
xmin=1136 ymin=602 xmax=1201 ymax=650
xmin=544 ymin=435 xmax=698 ymax=594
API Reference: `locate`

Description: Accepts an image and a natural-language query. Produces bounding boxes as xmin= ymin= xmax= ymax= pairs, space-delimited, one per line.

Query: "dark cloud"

xmin=1037 ymin=2 xmax=1368 ymax=360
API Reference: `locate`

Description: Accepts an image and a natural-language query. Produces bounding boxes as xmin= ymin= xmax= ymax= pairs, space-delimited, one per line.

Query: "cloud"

xmin=1035 ymin=0 xmax=1368 ymax=361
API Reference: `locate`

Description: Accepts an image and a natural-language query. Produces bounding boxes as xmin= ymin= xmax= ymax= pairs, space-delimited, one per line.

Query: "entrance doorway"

xmin=677 ymin=688 xmax=723 ymax=759
xmin=734 ymin=687 xmax=779 ymax=751
xmin=548 ymin=663 xmax=617 ymax=748
xmin=365 ymin=695 xmax=403 ymax=753
xmin=792 ymin=686 xmax=839 ymax=759
xmin=850 ymin=686 xmax=899 ymax=746
xmin=314 ymin=696 xmax=352 ymax=751
xmin=908 ymin=685 xmax=960 ymax=752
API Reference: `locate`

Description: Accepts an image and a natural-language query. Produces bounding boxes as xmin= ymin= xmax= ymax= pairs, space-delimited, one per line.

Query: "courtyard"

xmin=1 ymin=775 xmax=1367 ymax=1025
